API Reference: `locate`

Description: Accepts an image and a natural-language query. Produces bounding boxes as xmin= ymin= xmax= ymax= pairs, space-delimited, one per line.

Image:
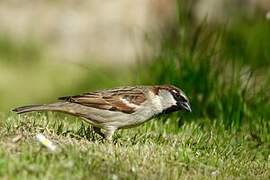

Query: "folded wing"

xmin=58 ymin=87 xmax=147 ymax=114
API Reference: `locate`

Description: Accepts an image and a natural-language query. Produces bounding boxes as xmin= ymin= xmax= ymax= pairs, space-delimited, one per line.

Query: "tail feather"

xmin=12 ymin=102 xmax=67 ymax=114
xmin=12 ymin=102 xmax=84 ymax=116
xmin=12 ymin=104 xmax=45 ymax=114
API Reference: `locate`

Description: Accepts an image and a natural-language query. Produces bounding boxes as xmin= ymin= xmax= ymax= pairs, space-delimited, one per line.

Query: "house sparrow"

xmin=13 ymin=85 xmax=191 ymax=140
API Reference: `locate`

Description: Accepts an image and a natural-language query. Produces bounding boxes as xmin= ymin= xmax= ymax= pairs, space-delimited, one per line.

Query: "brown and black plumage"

xmin=13 ymin=85 xmax=191 ymax=140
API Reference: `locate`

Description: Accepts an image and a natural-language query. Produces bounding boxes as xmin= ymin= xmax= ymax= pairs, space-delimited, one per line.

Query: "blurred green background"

xmin=0 ymin=1 xmax=269 ymax=179
xmin=0 ymin=0 xmax=269 ymax=128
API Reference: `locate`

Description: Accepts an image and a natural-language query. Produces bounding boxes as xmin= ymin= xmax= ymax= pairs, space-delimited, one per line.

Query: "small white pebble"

xmin=36 ymin=133 xmax=57 ymax=152
xmin=131 ymin=166 xmax=136 ymax=173
xmin=111 ymin=174 xmax=118 ymax=180
xmin=211 ymin=170 xmax=219 ymax=176
xmin=266 ymin=11 xmax=270 ymax=20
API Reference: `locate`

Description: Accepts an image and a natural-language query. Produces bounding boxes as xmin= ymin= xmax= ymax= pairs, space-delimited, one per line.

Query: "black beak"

xmin=179 ymin=102 xmax=192 ymax=112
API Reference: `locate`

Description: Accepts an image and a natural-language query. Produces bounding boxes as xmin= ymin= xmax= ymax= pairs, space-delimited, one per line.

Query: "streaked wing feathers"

xmin=58 ymin=87 xmax=147 ymax=114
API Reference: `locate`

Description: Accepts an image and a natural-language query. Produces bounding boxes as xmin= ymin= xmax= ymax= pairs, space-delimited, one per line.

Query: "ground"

xmin=0 ymin=113 xmax=269 ymax=179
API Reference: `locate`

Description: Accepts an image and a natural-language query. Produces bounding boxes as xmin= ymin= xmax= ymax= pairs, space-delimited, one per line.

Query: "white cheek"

xmin=167 ymin=93 xmax=177 ymax=106
xmin=152 ymin=95 xmax=163 ymax=112
xmin=159 ymin=91 xmax=177 ymax=109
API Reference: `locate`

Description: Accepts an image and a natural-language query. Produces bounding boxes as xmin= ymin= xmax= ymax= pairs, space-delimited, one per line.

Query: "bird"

xmin=12 ymin=85 xmax=191 ymax=141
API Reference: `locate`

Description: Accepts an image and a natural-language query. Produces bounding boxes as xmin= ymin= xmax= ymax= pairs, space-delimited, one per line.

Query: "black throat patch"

xmin=160 ymin=105 xmax=179 ymax=115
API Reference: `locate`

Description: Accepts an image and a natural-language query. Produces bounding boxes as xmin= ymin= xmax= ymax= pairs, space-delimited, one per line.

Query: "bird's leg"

xmin=104 ymin=126 xmax=117 ymax=142
xmin=93 ymin=127 xmax=105 ymax=139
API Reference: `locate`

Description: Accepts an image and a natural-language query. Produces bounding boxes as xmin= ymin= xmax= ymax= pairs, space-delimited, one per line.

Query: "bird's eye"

xmin=179 ymin=95 xmax=188 ymax=102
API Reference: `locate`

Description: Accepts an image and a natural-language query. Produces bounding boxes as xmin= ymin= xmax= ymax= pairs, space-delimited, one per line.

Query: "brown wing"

xmin=58 ymin=87 xmax=147 ymax=114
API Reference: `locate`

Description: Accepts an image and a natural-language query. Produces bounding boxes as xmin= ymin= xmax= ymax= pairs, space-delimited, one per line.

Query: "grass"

xmin=0 ymin=0 xmax=270 ymax=179
xmin=137 ymin=2 xmax=270 ymax=127
xmin=0 ymin=113 xmax=269 ymax=179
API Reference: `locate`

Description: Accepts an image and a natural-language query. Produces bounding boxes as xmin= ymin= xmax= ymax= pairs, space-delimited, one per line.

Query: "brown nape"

xmin=151 ymin=85 xmax=180 ymax=95
xmin=151 ymin=86 xmax=160 ymax=95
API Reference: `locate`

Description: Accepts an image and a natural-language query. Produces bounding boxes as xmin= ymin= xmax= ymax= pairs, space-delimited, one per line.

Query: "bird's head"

xmin=154 ymin=85 xmax=191 ymax=114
